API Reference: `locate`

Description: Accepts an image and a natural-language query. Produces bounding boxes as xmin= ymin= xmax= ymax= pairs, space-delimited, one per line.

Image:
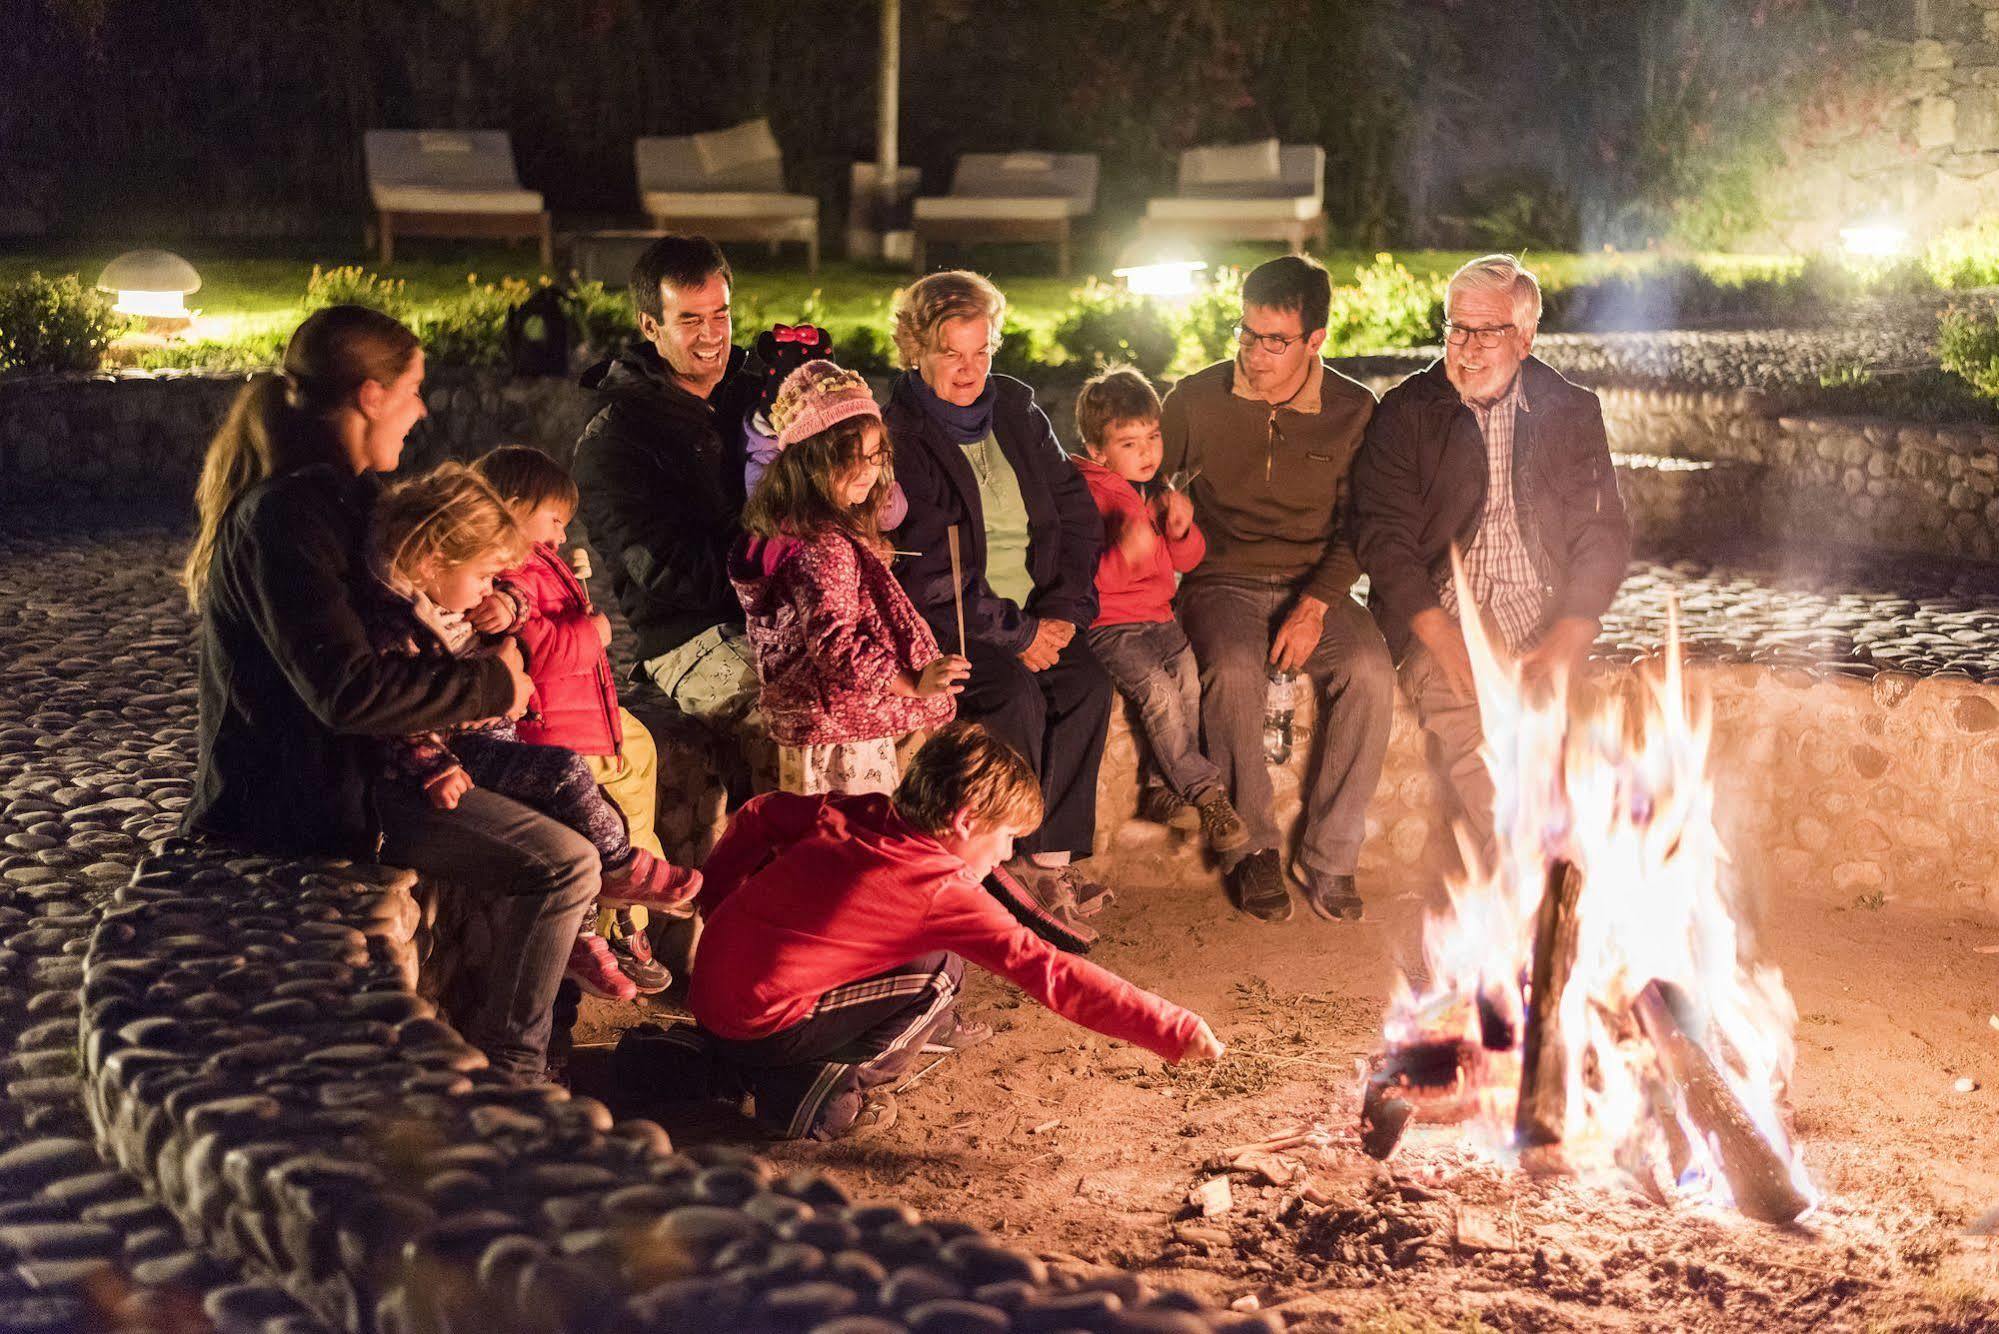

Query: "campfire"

xmin=1361 ymin=573 xmax=1817 ymax=1225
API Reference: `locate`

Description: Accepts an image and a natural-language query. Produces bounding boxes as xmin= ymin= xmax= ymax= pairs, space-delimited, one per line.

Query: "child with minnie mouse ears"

xmin=744 ymin=324 xmax=906 ymax=529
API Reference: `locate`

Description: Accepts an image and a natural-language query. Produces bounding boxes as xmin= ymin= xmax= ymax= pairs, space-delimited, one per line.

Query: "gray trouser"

xmin=1179 ymin=574 xmax=1394 ymax=878
xmin=377 ymin=783 xmax=599 ymax=1081
xmin=1086 ymin=620 xmax=1224 ymax=806
xmin=1399 ymin=646 xmax=1498 ymax=859
xmin=643 ymin=622 xmax=775 ymax=797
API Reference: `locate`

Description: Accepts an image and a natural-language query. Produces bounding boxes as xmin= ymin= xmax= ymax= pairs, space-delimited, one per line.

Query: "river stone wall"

xmin=1099 ymin=661 xmax=1999 ymax=920
xmin=9 ymin=367 xmax=1999 ymax=566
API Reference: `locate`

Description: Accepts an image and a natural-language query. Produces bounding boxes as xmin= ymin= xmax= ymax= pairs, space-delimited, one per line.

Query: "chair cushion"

xmin=914 ymin=196 xmax=1083 ymax=221
xmin=1144 ymin=195 xmax=1321 ymax=222
xmin=641 ymin=191 xmax=816 ymax=220
xmin=372 ymin=185 xmax=545 ymax=214
xmin=365 ymin=130 xmax=531 ymax=194
xmin=1181 ymin=138 xmax=1282 ymax=190
xmin=636 ymin=124 xmax=786 ymax=194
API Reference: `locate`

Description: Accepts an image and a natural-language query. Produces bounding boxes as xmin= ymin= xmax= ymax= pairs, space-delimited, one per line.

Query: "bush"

xmin=1322 ymin=255 xmax=1444 ymax=356
xmin=129 ymin=328 xmax=289 ymax=373
xmin=1181 ymin=265 xmax=1246 ymax=365
xmin=410 ymin=275 xmax=540 ymax=370
xmin=1924 ymin=220 xmax=1999 ymax=291
xmin=828 ymin=322 xmax=896 ymax=377
xmin=1939 ymin=305 xmax=1999 ymax=402
xmin=993 ymin=315 xmax=1051 ymax=381
xmin=563 ymin=279 xmax=635 ymax=359
xmin=1052 ymin=280 xmax=1177 ymax=380
xmin=0 ymin=272 xmax=120 ymax=375
xmin=302 ymin=264 xmax=411 ymax=321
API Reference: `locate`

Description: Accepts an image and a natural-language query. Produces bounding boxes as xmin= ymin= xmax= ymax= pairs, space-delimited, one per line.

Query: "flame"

xmin=1381 ymin=559 xmax=1816 ymax=1215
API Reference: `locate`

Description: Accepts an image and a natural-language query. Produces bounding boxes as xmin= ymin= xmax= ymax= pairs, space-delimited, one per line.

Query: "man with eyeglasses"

xmin=1351 ymin=253 xmax=1629 ymax=857
xmin=1161 ymin=255 xmax=1395 ymax=924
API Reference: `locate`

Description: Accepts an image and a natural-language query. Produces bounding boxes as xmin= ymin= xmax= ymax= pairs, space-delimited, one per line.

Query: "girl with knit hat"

xmin=730 ymin=360 xmax=968 ymax=795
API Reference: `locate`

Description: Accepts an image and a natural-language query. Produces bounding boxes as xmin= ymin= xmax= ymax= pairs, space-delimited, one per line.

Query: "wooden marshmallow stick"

xmin=947 ymin=525 xmax=968 ymax=657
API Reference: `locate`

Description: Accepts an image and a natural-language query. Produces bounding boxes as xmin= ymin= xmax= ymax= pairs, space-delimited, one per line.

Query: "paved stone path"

xmin=0 ymin=506 xmax=326 ymax=1330
xmin=6 ymin=503 xmax=1999 ymax=1332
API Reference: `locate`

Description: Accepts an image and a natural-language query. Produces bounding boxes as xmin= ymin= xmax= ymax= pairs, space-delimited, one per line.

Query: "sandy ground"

xmin=571 ymin=848 xmax=1999 ymax=1332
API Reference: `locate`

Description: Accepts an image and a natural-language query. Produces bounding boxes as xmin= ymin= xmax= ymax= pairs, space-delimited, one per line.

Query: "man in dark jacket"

xmin=1163 ymin=256 xmax=1394 ymax=926
xmin=1351 ymin=253 xmax=1630 ymax=855
xmin=573 ymin=235 xmax=760 ymax=751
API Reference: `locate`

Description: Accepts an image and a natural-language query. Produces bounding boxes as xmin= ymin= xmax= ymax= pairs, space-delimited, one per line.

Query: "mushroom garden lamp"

xmin=1113 ymin=255 xmax=1207 ymax=301
xmin=96 ymin=250 xmax=202 ymax=331
xmin=1839 ymin=222 xmax=1908 ymax=260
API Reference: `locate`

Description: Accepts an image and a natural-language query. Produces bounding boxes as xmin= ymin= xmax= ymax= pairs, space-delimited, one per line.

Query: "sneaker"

xmin=1137 ymin=783 xmax=1200 ymax=832
xmin=920 ymin=1013 xmax=993 ymax=1056
xmin=600 ymin=849 xmax=702 ymax=909
xmin=831 ymin=1091 xmax=898 ymax=1141
xmin=1226 ymin=849 xmax=1293 ymax=923
xmin=1195 ymin=793 xmax=1250 ymax=853
xmin=987 ymin=862 xmax=1096 ymax=954
xmin=1294 ymin=866 xmax=1365 ymax=922
xmin=566 ymin=932 xmax=638 ymax=1002
xmin=608 ymin=909 xmax=671 ymax=994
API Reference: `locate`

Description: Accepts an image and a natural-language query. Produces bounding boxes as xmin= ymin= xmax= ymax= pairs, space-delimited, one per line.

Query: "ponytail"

xmin=182 ymin=305 xmax=420 ymax=608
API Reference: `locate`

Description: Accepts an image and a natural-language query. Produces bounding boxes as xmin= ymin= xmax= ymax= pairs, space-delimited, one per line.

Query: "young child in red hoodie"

xmin=1071 ymin=367 xmax=1247 ymax=853
xmin=642 ymin=721 xmax=1222 ymax=1139
xmin=730 ymin=359 xmax=967 ymax=796
xmin=472 ymin=446 xmax=684 ymax=1002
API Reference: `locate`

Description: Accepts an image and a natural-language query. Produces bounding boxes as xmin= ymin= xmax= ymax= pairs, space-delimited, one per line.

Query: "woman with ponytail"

xmin=183 ymin=305 xmax=597 ymax=1082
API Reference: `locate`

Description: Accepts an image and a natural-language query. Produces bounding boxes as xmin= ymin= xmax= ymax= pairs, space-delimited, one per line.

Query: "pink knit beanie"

xmin=770 ymin=360 xmax=882 ymax=449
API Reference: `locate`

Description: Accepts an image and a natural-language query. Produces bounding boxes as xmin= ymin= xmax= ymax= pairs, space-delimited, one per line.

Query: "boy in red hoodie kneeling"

xmin=621 ymin=722 xmax=1222 ymax=1140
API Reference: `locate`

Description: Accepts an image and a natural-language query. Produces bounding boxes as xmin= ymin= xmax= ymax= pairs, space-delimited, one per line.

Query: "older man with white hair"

xmin=1351 ymin=253 xmax=1630 ymax=855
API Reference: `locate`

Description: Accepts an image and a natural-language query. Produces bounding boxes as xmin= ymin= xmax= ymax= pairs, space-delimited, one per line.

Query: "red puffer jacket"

xmin=499 ymin=543 xmax=622 ymax=756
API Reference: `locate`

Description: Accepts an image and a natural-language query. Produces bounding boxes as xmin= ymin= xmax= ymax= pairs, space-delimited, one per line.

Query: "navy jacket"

xmin=884 ymin=372 xmax=1103 ymax=655
xmin=1350 ymin=356 xmax=1630 ymax=662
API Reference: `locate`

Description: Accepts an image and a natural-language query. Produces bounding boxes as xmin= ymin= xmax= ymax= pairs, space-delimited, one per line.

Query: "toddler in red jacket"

xmin=473 ymin=446 xmax=685 ymax=1002
xmin=1072 ymin=367 xmax=1246 ymax=853
xmin=731 ymin=360 xmax=967 ymax=796
xmin=616 ymin=722 xmax=1222 ymax=1139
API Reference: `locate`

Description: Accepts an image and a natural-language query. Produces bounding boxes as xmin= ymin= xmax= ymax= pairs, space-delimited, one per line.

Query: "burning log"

xmin=1514 ymin=858 xmax=1583 ymax=1150
xmin=1632 ymin=979 xmax=1811 ymax=1225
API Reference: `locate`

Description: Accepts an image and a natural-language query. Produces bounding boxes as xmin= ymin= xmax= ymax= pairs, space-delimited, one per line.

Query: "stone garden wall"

xmin=11 ymin=367 xmax=1999 ymax=569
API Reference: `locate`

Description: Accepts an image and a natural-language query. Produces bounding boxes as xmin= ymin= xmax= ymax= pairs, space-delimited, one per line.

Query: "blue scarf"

xmin=904 ymin=371 xmax=997 ymax=445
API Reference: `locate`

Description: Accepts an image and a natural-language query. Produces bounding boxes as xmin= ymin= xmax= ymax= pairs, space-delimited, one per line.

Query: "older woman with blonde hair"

xmin=883 ymin=270 xmax=1111 ymax=949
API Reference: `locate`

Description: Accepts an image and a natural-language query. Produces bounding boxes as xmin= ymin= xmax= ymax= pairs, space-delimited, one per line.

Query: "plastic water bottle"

xmin=1263 ymin=668 xmax=1297 ymax=765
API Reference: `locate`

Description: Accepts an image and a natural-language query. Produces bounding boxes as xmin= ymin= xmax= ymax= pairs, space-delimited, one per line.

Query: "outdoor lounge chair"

xmin=364 ymin=130 xmax=552 ymax=267
xmin=635 ymin=119 xmax=819 ymax=272
xmin=911 ymin=152 xmax=1100 ymax=276
xmin=1140 ymin=139 xmax=1326 ymax=253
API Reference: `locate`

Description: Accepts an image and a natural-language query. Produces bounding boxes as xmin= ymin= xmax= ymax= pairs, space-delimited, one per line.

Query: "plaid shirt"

xmin=1438 ymin=375 xmax=1546 ymax=653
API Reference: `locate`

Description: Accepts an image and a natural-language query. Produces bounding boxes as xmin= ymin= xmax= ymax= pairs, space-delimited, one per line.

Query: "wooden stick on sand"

xmin=947 ymin=525 xmax=968 ymax=657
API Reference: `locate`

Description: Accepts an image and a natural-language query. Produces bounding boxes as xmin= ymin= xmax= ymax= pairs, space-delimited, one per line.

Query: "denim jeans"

xmin=1178 ymin=574 xmax=1395 ymax=878
xmin=1086 ymin=620 xmax=1224 ymax=806
xmin=377 ymin=783 xmax=599 ymax=1081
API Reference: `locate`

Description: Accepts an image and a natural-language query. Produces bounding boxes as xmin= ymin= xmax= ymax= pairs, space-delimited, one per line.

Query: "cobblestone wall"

xmin=1099 ymin=661 xmax=1999 ymax=920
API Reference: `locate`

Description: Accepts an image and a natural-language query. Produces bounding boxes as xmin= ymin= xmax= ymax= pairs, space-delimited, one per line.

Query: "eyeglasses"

xmin=1233 ymin=323 xmax=1308 ymax=356
xmin=1442 ymin=321 xmax=1517 ymax=349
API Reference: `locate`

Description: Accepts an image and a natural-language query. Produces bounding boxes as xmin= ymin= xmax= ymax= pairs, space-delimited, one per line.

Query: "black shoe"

xmin=1299 ymin=870 xmax=1364 ymax=922
xmin=1225 ymin=850 xmax=1292 ymax=922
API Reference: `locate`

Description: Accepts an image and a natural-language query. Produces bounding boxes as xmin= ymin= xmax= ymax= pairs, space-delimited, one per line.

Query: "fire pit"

xmin=1359 ymin=595 xmax=1816 ymax=1226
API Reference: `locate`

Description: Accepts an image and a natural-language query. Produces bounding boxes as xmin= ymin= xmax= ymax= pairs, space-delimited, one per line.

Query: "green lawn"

xmin=0 ymin=238 xmax=1779 ymax=353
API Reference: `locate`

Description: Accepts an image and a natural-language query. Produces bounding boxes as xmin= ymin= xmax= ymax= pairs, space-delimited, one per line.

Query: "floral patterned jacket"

xmin=362 ymin=566 xmax=521 ymax=784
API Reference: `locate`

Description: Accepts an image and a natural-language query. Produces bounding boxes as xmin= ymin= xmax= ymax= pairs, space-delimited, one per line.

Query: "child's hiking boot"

xmin=1196 ymin=792 xmax=1249 ymax=853
xmin=566 ymin=931 xmax=638 ymax=1003
xmin=1137 ymin=783 xmax=1200 ymax=832
xmin=987 ymin=862 xmax=1096 ymax=953
xmin=600 ymin=849 xmax=702 ymax=909
xmin=829 ymin=1091 xmax=898 ymax=1141
xmin=921 ymin=1012 xmax=993 ymax=1056
xmin=608 ymin=908 xmax=671 ymax=994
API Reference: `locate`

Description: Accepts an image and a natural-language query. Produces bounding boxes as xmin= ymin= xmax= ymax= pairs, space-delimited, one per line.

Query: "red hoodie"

xmin=689 ymin=791 xmax=1203 ymax=1061
xmin=1073 ymin=455 xmax=1206 ymax=629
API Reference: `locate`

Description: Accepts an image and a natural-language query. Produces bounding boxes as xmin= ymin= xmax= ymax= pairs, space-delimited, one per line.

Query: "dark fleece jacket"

xmin=572 ymin=341 xmax=755 ymax=667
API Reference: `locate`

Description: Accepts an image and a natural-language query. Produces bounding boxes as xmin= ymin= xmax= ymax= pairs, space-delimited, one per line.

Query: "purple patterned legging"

xmin=451 ymin=731 xmax=633 ymax=873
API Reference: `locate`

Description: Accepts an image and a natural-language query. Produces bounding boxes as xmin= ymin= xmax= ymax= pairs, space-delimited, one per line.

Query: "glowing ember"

xmin=1374 ymin=563 xmax=1817 ymax=1220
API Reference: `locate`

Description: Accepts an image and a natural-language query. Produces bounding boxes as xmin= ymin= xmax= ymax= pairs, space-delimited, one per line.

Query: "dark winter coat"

xmin=572 ymin=342 xmax=756 ymax=667
xmin=1350 ymin=356 xmax=1631 ymax=661
xmin=185 ymin=464 xmax=514 ymax=857
xmin=883 ymin=372 xmax=1103 ymax=655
